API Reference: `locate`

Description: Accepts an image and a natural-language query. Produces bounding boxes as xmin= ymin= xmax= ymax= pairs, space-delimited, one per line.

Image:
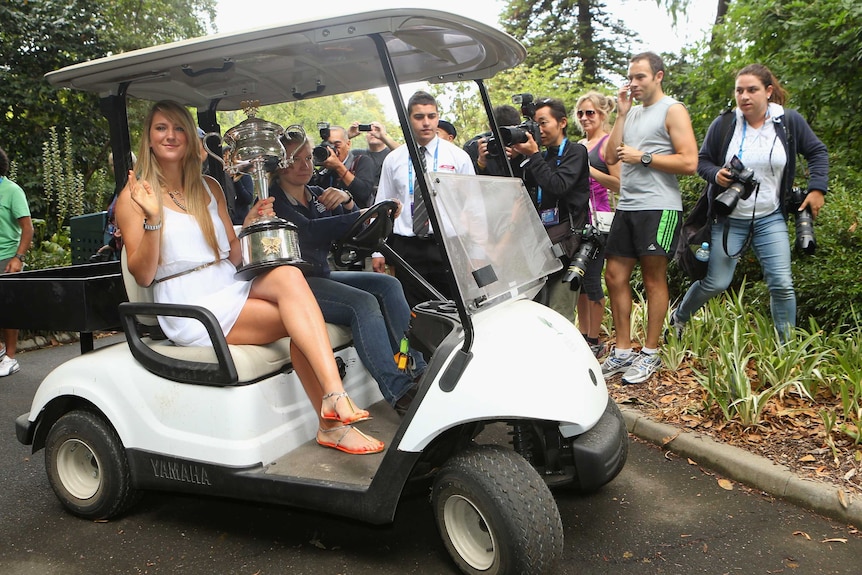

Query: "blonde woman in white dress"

xmin=116 ymin=100 xmax=383 ymax=455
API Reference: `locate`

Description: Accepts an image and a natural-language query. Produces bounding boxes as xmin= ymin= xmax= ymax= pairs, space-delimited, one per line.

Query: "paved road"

xmin=2 ymin=337 xmax=861 ymax=574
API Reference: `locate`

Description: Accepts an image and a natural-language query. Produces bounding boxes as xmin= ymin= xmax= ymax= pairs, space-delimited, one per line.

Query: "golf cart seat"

xmin=118 ymin=249 xmax=351 ymax=386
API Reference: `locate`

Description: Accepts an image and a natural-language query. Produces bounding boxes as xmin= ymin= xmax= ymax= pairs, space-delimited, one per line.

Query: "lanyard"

xmin=408 ymin=141 xmax=439 ymax=201
xmin=537 ymin=137 xmax=567 ymax=205
xmin=737 ymin=120 xmax=747 ymax=159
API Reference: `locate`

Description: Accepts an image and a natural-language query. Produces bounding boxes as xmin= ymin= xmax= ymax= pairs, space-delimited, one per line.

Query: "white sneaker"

xmin=0 ymin=355 xmax=20 ymax=376
xmin=621 ymin=352 xmax=661 ymax=385
xmin=601 ymin=350 xmax=636 ymax=376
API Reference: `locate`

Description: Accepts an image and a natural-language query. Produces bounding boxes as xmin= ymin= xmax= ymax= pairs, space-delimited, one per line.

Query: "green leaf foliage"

xmin=0 ymin=0 xmax=216 ymax=222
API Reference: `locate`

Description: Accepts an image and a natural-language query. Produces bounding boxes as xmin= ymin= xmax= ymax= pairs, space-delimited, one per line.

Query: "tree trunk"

xmin=578 ymin=0 xmax=597 ymax=84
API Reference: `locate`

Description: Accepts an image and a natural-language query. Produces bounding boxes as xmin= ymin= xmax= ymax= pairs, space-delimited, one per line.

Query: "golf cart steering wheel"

xmin=331 ymin=200 xmax=399 ymax=267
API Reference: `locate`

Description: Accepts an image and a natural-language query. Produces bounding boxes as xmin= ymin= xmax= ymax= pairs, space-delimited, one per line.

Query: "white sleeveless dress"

xmin=152 ymin=184 xmax=252 ymax=346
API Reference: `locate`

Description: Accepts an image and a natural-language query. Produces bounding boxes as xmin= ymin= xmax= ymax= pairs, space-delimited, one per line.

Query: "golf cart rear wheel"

xmin=432 ymin=444 xmax=563 ymax=575
xmin=45 ymin=410 xmax=138 ymax=520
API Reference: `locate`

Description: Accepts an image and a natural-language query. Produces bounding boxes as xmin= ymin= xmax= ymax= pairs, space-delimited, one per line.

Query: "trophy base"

xmin=236 ymin=217 xmax=310 ymax=281
xmin=234 ymin=258 xmax=312 ymax=281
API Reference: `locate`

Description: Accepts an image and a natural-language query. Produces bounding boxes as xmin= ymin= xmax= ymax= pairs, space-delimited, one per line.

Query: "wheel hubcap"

xmin=56 ymin=439 xmax=101 ymax=500
xmin=443 ymin=494 xmax=495 ymax=570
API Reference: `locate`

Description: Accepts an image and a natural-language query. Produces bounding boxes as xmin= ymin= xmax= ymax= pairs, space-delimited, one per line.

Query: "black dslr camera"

xmin=312 ymin=121 xmax=335 ymax=166
xmin=714 ymin=155 xmax=759 ymax=216
xmin=562 ymin=224 xmax=605 ymax=292
xmin=787 ymin=186 xmax=816 ymax=255
xmin=485 ymin=93 xmax=542 ymax=157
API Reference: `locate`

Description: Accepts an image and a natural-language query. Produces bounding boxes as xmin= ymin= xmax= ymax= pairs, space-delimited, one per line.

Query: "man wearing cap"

xmin=437 ymin=119 xmax=457 ymax=143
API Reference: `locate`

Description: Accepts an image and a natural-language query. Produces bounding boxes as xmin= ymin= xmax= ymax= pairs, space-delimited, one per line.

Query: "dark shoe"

xmin=394 ymin=382 xmax=419 ymax=417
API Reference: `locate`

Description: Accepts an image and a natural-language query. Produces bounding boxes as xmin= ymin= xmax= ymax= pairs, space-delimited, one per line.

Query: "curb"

xmin=17 ymin=332 xmax=79 ymax=353
xmin=620 ymin=405 xmax=862 ymax=528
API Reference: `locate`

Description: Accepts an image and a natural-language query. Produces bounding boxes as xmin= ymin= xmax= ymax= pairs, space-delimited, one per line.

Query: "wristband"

xmin=143 ymin=219 xmax=162 ymax=231
xmin=341 ymin=191 xmax=354 ymax=205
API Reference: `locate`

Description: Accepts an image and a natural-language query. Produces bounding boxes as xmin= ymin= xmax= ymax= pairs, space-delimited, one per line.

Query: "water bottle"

xmin=695 ymin=242 xmax=710 ymax=262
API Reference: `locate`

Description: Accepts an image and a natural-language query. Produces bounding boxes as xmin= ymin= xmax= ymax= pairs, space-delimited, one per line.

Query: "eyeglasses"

xmin=576 ymin=110 xmax=597 ymax=118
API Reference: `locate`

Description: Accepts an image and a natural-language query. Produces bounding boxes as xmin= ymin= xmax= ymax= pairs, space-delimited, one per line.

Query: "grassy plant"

xmin=750 ymin=317 xmax=829 ymax=400
xmin=818 ymin=316 xmax=862 ymax=445
xmin=687 ymin=284 xmax=816 ymax=427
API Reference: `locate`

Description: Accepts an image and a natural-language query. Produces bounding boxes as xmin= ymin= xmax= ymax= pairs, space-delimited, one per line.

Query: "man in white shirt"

xmin=372 ymin=91 xmax=475 ymax=307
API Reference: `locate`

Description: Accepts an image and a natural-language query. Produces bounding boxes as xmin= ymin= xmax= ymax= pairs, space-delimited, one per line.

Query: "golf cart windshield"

xmin=429 ymin=173 xmax=561 ymax=313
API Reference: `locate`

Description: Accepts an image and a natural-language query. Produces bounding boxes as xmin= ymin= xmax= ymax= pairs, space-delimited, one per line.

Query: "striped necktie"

xmin=412 ymin=146 xmax=430 ymax=237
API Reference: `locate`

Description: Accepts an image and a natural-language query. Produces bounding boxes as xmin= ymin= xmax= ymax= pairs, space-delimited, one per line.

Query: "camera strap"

xmin=721 ymin=182 xmax=759 ymax=259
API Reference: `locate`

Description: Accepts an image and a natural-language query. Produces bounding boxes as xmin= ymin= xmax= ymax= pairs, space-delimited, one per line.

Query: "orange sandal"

xmin=320 ymin=392 xmax=371 ymax=424
xmin=317 ymin=425 xmax=384 ymax=455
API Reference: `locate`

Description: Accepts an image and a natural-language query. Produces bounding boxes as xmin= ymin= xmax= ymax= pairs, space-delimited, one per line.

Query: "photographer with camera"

xmin=313 ymin=125 xmax=376 ymax=208
xmin=465 ymin=105 xmax=523 ymax=176
xmin=348 ymin=121 xmax=400 ymax=193
xmin=508 ymin=97 xmax=591 ymax=324
xmin=671 ymin=64 xmax=828 ymax=344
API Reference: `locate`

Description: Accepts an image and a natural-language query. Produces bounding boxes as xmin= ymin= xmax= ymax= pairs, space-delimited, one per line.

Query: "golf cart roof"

xmin=45 ymin=8 xmax=526 ymax=109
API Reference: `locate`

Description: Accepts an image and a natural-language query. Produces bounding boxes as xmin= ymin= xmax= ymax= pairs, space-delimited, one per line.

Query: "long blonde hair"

xmin=136 ymin=100 xmax=219 ymax=259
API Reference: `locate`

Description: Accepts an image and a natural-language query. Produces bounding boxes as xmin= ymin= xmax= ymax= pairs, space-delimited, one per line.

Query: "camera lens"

xmin=312 ymin=144 xmax=331 ymax=165
xmin=795 ymin=208 xmax=817 ymax=255
xmin=714 ymin=183 xmax=743 ymax=216
xmin=500 ymin=126 xmax=528 ymax=146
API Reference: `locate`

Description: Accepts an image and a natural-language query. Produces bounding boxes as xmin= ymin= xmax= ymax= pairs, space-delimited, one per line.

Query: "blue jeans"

xmin=306 ymin=272 xmax=426 ymax=405
xmin=676 ymin=210 xmax=795 ymax=341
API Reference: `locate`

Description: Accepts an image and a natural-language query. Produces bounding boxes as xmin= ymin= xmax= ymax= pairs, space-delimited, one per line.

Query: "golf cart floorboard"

xmin=264 ymin=400 xmax=401 ymax=486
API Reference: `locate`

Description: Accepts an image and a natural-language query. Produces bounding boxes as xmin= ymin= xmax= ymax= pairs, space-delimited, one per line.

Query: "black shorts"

xmin=604 ymin=210 xmax=681 ymax=259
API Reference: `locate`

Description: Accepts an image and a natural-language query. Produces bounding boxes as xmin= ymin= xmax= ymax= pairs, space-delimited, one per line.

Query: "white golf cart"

xmin=15 ymin=9 xmax=627 ymax=574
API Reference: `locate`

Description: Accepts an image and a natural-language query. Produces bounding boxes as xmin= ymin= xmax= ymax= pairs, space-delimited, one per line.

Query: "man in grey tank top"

xmin=600 ymin=52 xmax=698 ymax=385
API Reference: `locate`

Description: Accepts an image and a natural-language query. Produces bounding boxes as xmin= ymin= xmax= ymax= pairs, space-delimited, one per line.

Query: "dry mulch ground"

xmin=605 ymin=361 xmax=862 ymax=499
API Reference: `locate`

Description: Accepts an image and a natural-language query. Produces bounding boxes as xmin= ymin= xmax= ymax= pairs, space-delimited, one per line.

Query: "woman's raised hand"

xmin=127 ymin=170 xmax=160 ymax=222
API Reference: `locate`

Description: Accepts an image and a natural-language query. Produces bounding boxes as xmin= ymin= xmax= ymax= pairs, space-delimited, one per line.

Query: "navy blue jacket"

xmin=270 ymin=183 xmax=362 ymax=278
xmin=698 ymin=108 xmax=828 ymax=219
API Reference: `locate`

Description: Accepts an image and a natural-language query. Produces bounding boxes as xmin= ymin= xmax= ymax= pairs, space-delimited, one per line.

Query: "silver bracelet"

xmin=143 ymin=219 xmax=162 ymax=231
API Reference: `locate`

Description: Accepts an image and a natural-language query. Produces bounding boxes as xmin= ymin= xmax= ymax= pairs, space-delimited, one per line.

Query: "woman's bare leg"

xmin=227 ymin=266 xmax=369 ymax=423
xmin=291 ymin=341 xmax=383 ymax=453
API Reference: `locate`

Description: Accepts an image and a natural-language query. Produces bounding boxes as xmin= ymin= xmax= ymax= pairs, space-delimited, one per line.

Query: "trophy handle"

xmin=203 ymin=132 xmax=231 ymax=172
xmin=281 ymin=124 xmax=307 ymax=168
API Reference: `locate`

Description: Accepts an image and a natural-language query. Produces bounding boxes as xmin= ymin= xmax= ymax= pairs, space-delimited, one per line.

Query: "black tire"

xmin=44 ymin=410 xmax=138 ymax=520
xmin=431 ymin=444 xmax=564 ymax=575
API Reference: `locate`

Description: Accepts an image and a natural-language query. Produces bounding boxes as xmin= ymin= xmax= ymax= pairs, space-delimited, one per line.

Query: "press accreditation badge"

xmin=540 ymin=207 xmax=560 ymax=226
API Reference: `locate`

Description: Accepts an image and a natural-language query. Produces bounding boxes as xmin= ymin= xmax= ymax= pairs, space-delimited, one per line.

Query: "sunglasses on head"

xmin=576 ymin=110 xmax=597 ymax=118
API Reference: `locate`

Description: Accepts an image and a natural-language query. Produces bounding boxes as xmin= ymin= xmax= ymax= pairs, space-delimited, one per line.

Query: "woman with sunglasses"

xmin=269 ymin=136 xmax=427 ymax=417
xmin=574 ymin=91 xmax=620 ymax=357
xmin=511 ymin=97 xmax=591 ymax=323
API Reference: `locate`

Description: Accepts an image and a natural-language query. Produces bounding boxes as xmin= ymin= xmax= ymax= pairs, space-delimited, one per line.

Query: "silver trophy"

xmin=204 ymin=101 xmax=309 ymax=280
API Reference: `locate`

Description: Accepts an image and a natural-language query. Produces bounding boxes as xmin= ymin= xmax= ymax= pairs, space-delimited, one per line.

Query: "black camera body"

xmin=787 ymin=186 xmax=816 ymax=255
xmin=562 ymin=224 xmax=605 ymax=291
xmin=714 ymin=155 xmax=759 ymax=216
xmin=483 ymin=93 xmax=543 ymax=157
xmin=497 ymin=120 xmax=541 ymax=147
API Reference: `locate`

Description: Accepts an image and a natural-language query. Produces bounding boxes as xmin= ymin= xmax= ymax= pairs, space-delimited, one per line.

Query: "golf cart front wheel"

xmin=45 ymin=410 xmax=138 ymax=520
xmin=432 ymin=444 xmax=563 ymax=575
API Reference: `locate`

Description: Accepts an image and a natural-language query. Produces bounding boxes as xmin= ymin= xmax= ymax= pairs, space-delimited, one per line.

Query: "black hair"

xmin=408 ymin=91 xmax=438 ymax=114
